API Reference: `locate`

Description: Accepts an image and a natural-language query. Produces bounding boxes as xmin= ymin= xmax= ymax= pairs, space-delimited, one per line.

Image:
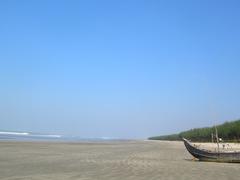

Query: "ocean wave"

xmin=0 ymin=131 xmax=29 ymax=136
xmin=31 ymin=134 xmax=62 ymax=138
xmin=0 ymin=131 xmax=61 ymax=138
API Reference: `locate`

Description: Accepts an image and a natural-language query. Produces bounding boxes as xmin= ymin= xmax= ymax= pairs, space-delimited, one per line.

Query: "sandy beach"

xmin=0 ymin=140 xmax=240 ymax=180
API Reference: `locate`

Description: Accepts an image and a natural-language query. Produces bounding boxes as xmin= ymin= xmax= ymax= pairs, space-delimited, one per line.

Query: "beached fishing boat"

xmin=183 ymin=138 xmax=240 ymax=163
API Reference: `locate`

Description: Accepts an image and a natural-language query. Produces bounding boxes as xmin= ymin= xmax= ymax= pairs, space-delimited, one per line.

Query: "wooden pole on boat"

xmin=215 ymin=126 xmax=220 ymax=153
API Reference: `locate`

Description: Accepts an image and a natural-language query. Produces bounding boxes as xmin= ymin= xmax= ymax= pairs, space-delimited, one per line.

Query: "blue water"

xmin=0 ymin=131 xmax=126 ymax=142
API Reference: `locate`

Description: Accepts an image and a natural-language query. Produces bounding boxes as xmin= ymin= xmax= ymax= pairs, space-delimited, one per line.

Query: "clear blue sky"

xmin=1 ymin=0 xmax=240 ymax=139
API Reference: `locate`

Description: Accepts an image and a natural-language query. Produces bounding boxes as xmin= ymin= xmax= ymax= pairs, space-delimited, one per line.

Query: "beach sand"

xmin=0 ymin=140 xmax=240 ymax=180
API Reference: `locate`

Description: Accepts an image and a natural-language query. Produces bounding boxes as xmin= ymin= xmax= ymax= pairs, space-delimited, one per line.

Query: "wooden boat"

xmin=183 ymin=138 xmax=240 ymax=163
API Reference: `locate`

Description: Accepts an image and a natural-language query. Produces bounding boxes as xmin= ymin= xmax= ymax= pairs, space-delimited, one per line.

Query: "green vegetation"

xmin=148 ymin=134 xmax=181 ymax=141
xmin=149 ymin=120 xmax=240 ymax=142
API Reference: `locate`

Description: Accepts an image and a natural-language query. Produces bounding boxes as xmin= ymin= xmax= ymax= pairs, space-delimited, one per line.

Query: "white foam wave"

xmin=0 ymin=131 xmax=61 ymax=138
xmin=31 ymin=134 xmax=62 ymax=138
xmin=0 ymin=131 xmax=30 ymax=136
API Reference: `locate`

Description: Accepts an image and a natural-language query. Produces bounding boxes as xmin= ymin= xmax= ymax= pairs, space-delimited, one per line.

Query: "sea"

xmin=0 ymin=131 xmax=124 ymax=142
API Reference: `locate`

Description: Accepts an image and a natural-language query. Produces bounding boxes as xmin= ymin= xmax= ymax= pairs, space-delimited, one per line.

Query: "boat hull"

xmin=183 ymin=138 xmax=240 ymax=163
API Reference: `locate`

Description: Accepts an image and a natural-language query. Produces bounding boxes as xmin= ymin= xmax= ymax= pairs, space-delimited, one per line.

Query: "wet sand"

xmin=0 ymin=140 xmax=240 ymax=180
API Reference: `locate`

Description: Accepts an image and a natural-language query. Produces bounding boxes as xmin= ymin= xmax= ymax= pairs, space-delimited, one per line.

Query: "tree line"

xmin=148 ymin=120 xmax=240 ymax=142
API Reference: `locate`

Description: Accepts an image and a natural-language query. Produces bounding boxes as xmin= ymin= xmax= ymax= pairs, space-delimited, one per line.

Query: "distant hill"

xmin=149 ymin=119 xmax=240 ymax=142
